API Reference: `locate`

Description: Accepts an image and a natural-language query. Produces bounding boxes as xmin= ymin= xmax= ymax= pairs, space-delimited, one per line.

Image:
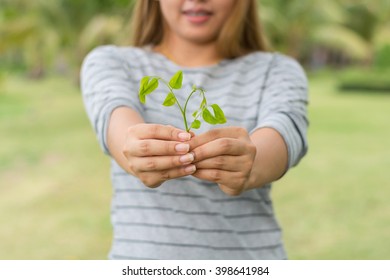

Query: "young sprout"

xmin=138 ymin=70 xmax=226 ymax=132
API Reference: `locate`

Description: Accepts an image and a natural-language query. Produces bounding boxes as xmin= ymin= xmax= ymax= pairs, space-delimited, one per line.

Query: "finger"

xmin=192 ymin=169 xmax=245 ymax=196
xmin=218 ymin=184 xmax=244 ymax=196
xmin=194 ymin=155 xmax=245 ymax=171
xmin=189 ymin=127 xmax=248 ymax=150
xmin=129 ymin=123 xmax=191 ymax=141
xmin=192 ymin=169 xmax=231 ymax=184
xmin=139 ymin=164 xmax=197 ymax=188
xmin=126 ymin=139 xmax=190 ymax=156
xmin=133 ymin=153 xmax=195 ymax=172
xmin=191 ymin=138 xmax=246 ymax=162
xmin=188 ymin=130 xmax=196 ymax=138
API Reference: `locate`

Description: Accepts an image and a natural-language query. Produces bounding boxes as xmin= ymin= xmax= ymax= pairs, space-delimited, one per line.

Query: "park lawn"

xmin=273 ymin=71 xmax=390 ymax=259
xmin=0 ymin=75 xmax=112 ymax=259
xmin=0 ymin=72 xmax=389 ymax=259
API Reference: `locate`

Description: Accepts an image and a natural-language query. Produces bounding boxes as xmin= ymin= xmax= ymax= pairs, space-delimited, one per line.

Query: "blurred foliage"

xmin=0 ymin=0 xmax=135 ymax=78
xmin=338 ymin=67 xmax=390 ymax=92
xmin=374 ymin=45 xmax=390 ymax=69
xmin=0 ymin=0 xmax=389 ymax=78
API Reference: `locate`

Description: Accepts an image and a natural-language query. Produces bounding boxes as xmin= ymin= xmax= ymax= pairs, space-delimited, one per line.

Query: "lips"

xmin=182 ymin=9 xmax=213 ymax=24
xmin=183 ymin=10 xmax=212 ymax=16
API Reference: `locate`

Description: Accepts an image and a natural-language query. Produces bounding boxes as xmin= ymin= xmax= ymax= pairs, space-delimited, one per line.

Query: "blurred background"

xmin=0 ymin=0 xmax=389 ymax=259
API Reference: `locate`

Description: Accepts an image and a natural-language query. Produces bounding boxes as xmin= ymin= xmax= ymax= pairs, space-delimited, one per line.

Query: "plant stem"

xmin=155 ymin=77 xmax=188 ymax=131
xmin=183 ymin=88 xmax=199 ymax=131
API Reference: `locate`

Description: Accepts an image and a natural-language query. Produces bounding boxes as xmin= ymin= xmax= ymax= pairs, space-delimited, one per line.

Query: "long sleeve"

xmin=251 ymin=53 xmax=309 ymax=168
xmin=80 ymin=46 xmax=144 ymax=155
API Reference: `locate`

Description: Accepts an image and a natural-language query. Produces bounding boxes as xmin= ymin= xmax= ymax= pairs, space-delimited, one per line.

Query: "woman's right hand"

xmin=122 ymin=123 xmax=196 ymax=188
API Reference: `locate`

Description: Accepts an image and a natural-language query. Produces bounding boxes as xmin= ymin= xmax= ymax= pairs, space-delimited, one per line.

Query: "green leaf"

xmin=192 ymin=110 xmax=198 ymax=118
xmin=163 ymin=92 xmax=176 ymax=106
xmin=202 ymin=108 xmax=217 ymax=125
xmin=140 ymin=76 xmax=150 ymax=93
xmin=143 ymin=78 xmax=159 ymax=96
xmin=190 ymin=120 xmax=201 ymax=129
xmin=169 ymin=70 xmax=183 ymax=89
xmin=211 ymin=104 xmax=226 ymax=124
xmin=139 ymin=76 xmax=150 ymax=103
xmin=139 ymin=93 xmax=146 ymax=104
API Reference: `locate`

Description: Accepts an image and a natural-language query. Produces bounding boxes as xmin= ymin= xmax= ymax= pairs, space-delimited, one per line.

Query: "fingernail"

xmin=175 ymin=143 xmax=190 ymax=153
xmin=179 ymin=153 xmax=194 ymax=164
xmin=184 ymin=165 xmax=196 ymax=174
xmin=178 ymin=132 xmax=191 ymax=141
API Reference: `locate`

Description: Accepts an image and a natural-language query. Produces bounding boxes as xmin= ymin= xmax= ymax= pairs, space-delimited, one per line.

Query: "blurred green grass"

xmin=0 ymin=76 xmax=112 ymax=259
xmin=274 ymin=72 xmax=390 ymax=259
xmin=0 ymin=73 xmax=389 ymax=259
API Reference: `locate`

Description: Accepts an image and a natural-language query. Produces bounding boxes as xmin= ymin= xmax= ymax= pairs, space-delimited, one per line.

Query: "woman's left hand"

xmin=189 ymin=127 xmax=257 ymax=196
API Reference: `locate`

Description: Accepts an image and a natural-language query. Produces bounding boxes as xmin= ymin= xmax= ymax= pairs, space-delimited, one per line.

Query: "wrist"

xmin=246 ymin=166 xmax=267 ymax=190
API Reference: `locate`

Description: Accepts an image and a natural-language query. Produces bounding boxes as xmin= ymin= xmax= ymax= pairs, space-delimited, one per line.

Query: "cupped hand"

xmin=122 ymin=124 xmax=195 ymax=188
xmin=189 ymin=127 xmax=256 ymax=196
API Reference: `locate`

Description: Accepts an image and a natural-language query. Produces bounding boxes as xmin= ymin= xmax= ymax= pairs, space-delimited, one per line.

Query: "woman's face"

xmin=158 ymin=0 xmax=236 ymax=45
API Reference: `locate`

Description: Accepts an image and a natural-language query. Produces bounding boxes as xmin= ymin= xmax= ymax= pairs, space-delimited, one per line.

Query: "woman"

xmin=81 ymin=0 xmax=308 ymax=259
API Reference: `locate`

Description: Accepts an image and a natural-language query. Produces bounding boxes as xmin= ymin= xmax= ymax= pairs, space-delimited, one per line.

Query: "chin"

xmin=182 ymin=33 xmax=218 ymax=45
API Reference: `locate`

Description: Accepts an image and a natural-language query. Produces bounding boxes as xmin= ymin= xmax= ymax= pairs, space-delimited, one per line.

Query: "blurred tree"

xmin=339 ymin=0 xmax=390 ymax=67
xmin=0 ymin=0 xmax=60 ymax=77
xmin=259 ymin=0 xmax=371 ymax=63
xmin=1 ymin=0 xmax=388 ymax=76
xmin=0 ymin=0 xmax=134 ymax=78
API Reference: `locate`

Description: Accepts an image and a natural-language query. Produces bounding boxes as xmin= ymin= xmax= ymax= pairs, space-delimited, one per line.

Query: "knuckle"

xmin=145 ymin=159 xmax=157 ymax=170
xmin=220 ymin=185 xmax=241 ymax=196
xmin=169 ymin=127 xmax=177 ymax=140
xmin=219 ymin=138 xmax=232 ymax=151
xmin=210 ymin=170 xmax=222 ymax=182
xmin=139 ymin=140 xmax=150 ymax=155
xmin=214 ymin=156 xmax=225 ymax=169
xmin=166 ymin=125 xmax=181 ymax=140
xmin=160 ymin=170 xmax=171 ymax=181
xmin=151 ymin=124 xmax=161 ymax=137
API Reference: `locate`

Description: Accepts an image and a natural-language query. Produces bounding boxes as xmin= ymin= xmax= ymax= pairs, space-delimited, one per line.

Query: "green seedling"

xmin=138 ymin=70 xmax=226 ymax=132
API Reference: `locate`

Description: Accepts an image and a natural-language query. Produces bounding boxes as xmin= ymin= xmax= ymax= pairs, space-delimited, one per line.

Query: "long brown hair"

xmin=131 ymin=0 xmax=267 ymax=58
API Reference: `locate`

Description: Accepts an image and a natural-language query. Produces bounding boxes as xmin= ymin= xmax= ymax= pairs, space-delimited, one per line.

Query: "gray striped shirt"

xmin=81 ymin=45 xmax=308 ymax=259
